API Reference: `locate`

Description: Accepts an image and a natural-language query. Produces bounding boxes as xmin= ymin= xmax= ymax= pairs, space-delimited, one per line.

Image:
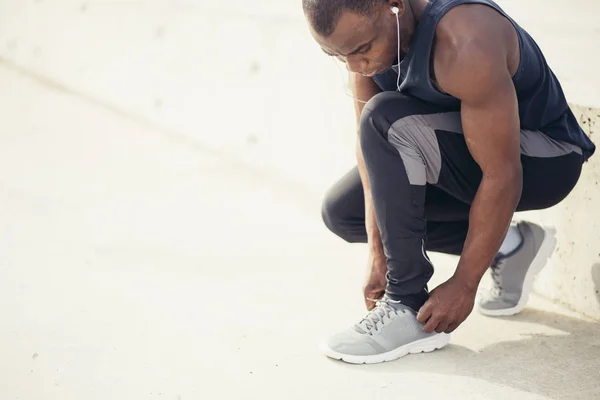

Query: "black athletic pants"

xmin=321 ymin=92 xmax=584 ymax=311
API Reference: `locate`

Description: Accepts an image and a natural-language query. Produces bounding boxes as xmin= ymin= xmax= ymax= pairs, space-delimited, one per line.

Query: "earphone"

xmin=337 ymin=5 xmax=403 ymax=104
xmin=392 ymin=6 xmax=402 ymax=92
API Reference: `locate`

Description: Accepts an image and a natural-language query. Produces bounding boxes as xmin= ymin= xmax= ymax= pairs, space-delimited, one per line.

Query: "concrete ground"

xmin=1 ymin=61 xmax=600 ymax=400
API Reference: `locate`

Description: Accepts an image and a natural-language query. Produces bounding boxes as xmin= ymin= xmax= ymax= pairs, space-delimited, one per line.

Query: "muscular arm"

xmin=351 ymin=73 xmax=383 ymax=259
xmin=435 ymin=13 xmax=522 ymax=290
xmin=418 ymin=8 xmax=522 ymax=333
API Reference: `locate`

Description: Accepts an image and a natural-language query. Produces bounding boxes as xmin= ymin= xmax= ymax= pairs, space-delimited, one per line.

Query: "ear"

xmin=388 ymin=1 xmax=405 ymax=15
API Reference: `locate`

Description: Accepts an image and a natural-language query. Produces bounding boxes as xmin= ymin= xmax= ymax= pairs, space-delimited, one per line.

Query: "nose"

xmin=344 ymin=56 xmax=368 ymax=74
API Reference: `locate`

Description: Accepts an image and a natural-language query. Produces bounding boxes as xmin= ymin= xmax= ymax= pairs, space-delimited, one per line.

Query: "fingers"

xmin=364 ymin=287 xmax=385 ymax=310
xmin=435 ymin=321 xmax=450 ymax=334
xmin=418 ymin=301 xmax=438 ymax=333
xmin=365 ymin=299 xmax=376 ymax=311
xmin=416 ymin=301 xmax=432 ymax=324
xmin=418 ymin=301 xmax=454 ymax=334
xmin=424 ymin=316 xmax=455 ymax=334
xmin=445 ymin=323 xmax=459 ymax=333
xmin=423 ymin=316 xmax=440 ymax=333
xmin=364 ymin=293 xmax=383 ymax=311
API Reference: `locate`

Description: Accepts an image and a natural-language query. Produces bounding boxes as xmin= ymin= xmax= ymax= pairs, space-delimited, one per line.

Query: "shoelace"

xmin=489 ymin=257 xmax=504 ymax=296
xmin=356 ymin=298 xmax=406 ymax=335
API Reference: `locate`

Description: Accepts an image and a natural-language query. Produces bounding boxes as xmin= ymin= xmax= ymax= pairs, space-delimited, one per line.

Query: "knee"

xmin=360 ymin=92 xmax=400 ymax=133
xmin=360 ymin=92 xmax=444 ymax=186
xmin=321 ymin=192 xmax=360 ymax=243
xmin=363 ymin=91 xmax=409 ymax=117
xmin=359 ymin=92 xmax=418 ymax=151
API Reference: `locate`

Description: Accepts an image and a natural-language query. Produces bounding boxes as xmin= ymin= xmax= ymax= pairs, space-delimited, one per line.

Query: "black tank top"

xmin=372 ymin=0 xmax=595 ymax=161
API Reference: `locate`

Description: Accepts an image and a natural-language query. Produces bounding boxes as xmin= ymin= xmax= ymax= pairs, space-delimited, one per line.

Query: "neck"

xmin=399 ymin=0 xmax=426 ymax=54
xmin=409 ymin=0 xmax=428 ymax=20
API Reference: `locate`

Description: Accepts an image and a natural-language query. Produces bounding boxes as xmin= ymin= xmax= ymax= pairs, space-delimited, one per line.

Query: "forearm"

xmin=454 ymin=169 xmax=523 ymax=289
xmin=350 ymin=72 xmax=384 ymax=258
xmin=356 ymin=140 xmax=384 ymax=258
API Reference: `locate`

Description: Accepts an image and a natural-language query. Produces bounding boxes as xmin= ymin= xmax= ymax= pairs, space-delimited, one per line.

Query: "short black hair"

xmin=302 ymin=0 xmax=384 ymax=37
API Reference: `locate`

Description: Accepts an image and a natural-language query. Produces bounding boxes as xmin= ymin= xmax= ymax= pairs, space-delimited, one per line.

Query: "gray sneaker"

xmin=477 ymin=221 xmax=556 ymax=317
xmin=319 ymin=298 xmax=450 ymax=364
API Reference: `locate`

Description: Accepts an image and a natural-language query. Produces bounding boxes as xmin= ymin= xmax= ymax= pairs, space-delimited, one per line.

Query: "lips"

xmin=361 ymin=69 xmax=380 ymax=77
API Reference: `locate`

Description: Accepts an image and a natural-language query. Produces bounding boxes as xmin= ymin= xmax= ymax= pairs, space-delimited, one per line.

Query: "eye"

xmin=321 ymin=48 xmax=335 ymax=57
xmin=359 ymin=44 xmax=372 ymax=54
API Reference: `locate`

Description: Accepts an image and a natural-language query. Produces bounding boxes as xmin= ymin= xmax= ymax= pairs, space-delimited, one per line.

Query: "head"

xmin=303 ymin=0 xmax=413 ymax=77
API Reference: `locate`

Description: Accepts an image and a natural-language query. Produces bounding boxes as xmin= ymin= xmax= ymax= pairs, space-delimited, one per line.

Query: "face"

xmin=309 ymin=6 xmax=399 ymax=77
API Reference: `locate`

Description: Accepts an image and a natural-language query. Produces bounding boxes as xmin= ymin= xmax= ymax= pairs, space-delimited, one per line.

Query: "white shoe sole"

xmin=320 ymin=332 xmax=451 ymax=365
xmin=478 ymin=226 xmax=557 ymax=317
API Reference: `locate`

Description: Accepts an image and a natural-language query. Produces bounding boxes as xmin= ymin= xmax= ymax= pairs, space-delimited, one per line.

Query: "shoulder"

xmin=431 ymin=4 xmax=518 ymax=101
xmin=435 ymin=3 xmax=516 ymax=54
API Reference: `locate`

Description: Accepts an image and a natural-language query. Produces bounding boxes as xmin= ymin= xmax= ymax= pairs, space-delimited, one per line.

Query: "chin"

xmin=376 ymin=64 xmax=395 ymax=75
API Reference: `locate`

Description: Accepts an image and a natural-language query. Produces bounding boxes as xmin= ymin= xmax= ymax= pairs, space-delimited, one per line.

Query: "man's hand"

xmin=363 ymin=252 xmax=387 ymax=311
xmin=416 ymin=275 xmax=477 ymax=333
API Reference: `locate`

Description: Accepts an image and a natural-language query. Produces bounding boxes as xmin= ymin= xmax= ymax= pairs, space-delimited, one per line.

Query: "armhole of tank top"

xmin=507 ymin=22 xmax=525 ymax=81
xmin=434 ymin=1 xmax=527 ymax=82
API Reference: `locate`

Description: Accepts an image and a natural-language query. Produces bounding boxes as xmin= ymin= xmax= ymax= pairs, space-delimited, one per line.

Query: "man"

xmin=302 ymin=0 xmax=595 ymax=364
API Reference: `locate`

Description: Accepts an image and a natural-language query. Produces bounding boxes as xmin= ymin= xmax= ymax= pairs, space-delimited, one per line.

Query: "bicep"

xmin=460 ymin=75 xmax=521 ymax=176
xmin=436 ymin=39 xmax=521 ymax=176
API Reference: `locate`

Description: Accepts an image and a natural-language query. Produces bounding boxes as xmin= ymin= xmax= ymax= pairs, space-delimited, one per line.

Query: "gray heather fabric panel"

xmin=520 ymin=129 xmax=583 ymax=157
xmin=387 ymin=112 xmax=582 ymax=185
xmin=387 ymin=121 xmax=440 ymax=185
xmin=387 ymin=113 xmax=460 ymax=185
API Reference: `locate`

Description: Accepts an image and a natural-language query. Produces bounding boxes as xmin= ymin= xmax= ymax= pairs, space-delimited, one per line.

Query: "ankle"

xmin=498 ymin=224 xmax=523 ymax=257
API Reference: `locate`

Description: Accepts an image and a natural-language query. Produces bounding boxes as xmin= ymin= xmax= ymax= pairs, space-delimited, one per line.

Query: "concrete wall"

xmin=1 ymin=0 xmax=598 ymax=318
xmin=524 ymin=105 xmax=600 ymax=319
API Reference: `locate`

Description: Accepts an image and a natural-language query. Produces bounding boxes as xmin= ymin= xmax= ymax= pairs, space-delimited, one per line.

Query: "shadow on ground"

xmin=334 ymin=308 xmax=600 ymax=399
